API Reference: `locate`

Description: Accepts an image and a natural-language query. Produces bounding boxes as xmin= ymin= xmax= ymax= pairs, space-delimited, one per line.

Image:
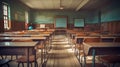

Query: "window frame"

xmin=2 ymin=2 xmax=10 ymax=30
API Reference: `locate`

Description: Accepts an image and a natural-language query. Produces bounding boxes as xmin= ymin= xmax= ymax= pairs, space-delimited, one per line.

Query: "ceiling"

xmin=80 ymin=0 xmax=111 ymax=10
xmin=19 ymin=0 xmax=111 ymax=11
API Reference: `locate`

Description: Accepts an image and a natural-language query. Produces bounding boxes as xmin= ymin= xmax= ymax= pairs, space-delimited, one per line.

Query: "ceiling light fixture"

xmin=60 ymin=0 xmax=64 ymax=10
xmin=60 ymin=6 xmax=64 ymax=10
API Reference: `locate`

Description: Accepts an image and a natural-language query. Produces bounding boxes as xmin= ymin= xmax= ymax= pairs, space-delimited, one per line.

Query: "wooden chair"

xmin=16 ymin=55 xmax=39 ymax=67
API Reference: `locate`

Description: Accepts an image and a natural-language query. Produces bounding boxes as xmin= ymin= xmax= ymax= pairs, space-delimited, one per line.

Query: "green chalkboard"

xmin=55 ymin=17 xmax=67 ymax=28
xmin=74 ymin=19 xmax=84 ymax=27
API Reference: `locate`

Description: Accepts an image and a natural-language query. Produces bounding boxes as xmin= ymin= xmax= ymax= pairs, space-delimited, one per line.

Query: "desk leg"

xmin=83 ymin=55 xmax=86 ymax=67
xmin=27 ymin=48 xmax=29 ymax=67
xmin=92 ymin=49 xmax=95 ymax=67
xmin=34 ymin=50 xmax=36 ymax=67
xmin=41 ymin=48 xmax=43 ymax=66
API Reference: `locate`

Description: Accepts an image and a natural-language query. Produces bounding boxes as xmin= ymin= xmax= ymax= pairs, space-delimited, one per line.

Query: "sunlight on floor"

xmin=67 ymin=49 xmax=74 ymax=53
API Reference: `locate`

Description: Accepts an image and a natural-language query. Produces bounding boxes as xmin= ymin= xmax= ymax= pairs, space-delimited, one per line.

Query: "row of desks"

xmin=67 ymin=30 xmax=120 ymax=37
xmin=0 ymin=29 xmax=55 ymax=67
xmin=83 ymin=42 xmax=120 ymax=67
xmin=67 ymin=30 xmax=120 ymax=44
xmin=67 ymin=30 xmax=120 ymax=67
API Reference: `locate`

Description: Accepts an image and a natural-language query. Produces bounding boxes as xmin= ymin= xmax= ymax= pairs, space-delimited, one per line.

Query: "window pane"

xmin=3 ymin=5 xmax=7 ymax=10
xmin=3 ymin=5 xmax=8 ymax=15
xmin=4 ymin=24 xmax=7 ymax=28
xmin=4 ymin=20 xmax=7 ymax=23
xmin=4 ymin=10 xmax=7 ymax=15
xmin=4 ymin=16 xmax=7 ymax=20
xmin=5 ymin=16 xmax=7 ymax=19
xmin=4 ymin=16 xmax=6 ymax=19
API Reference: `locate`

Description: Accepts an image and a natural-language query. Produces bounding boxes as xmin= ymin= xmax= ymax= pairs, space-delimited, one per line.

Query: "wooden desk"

xmin=0 ymin=32 xmax=52 ymax=47
xmin=0 ymin=33 xmax=50 ymax=37
xmin=83 ymin=42 xmax=120 ymax=67
xmin=100 ymin=36 xmax=116 ymax=42
xmin=0 ymin=37 xmax=47 ymax=66
xmin=75 ymin=36 xmax=100 ymax=44
xmin=0 ymin=42 xmax=38 ymax=67
xmin=0 ymin=37 xmax=46 ymax=41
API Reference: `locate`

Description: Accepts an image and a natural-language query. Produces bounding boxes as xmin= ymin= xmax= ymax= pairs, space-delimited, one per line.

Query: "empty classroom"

xmin=0 ymin=0 xmax=120 ymax=67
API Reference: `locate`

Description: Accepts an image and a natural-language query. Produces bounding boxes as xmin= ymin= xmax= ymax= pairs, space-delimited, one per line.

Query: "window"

xmin=3 ymin=2 xmax=9 ymax=30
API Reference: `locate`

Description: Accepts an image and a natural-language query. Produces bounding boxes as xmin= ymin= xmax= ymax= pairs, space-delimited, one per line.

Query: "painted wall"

xmin=1 ymin=0 xmax=120 ymax=27
xmin=0 ymin=0 xmax=9 ymax=20
xmin=84 ymin=0 xmax=120 ymax=24
xmin=9 ymin=0 xmax=30 ymax=22
xmin=0 ymin=0 xmax=30 ymax=22
xmin=0 ymin=1 xmax=2 ymax=20
xmin=1 ymin=0 xmax=99 ymax=25
xmin=85 ymin=11 xmax=99 ymax=24
xmin=101 ymin=0 xmax=120 ymax=22
xmin=30 ymin=10 xmax=95 ymax=24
